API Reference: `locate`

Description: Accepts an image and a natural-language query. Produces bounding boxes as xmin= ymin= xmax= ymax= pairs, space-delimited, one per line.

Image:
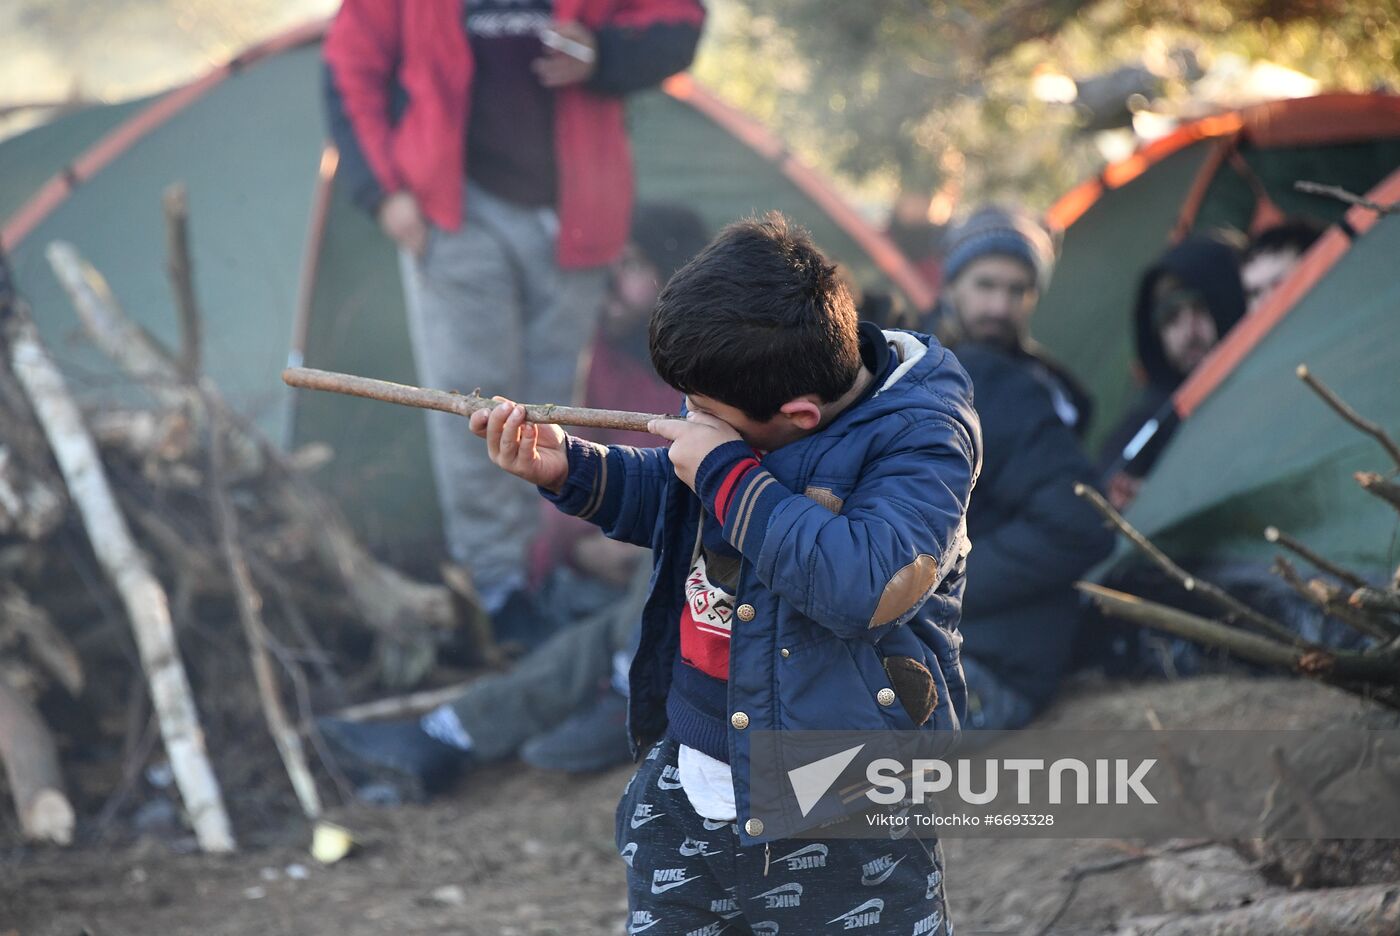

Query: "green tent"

xmin=1034 ymin=94 xmax=1400 ymax=456
xmin=1 ymin=21 xmax=931 ymax=560
xmin=1031 ymin=97 xmax=1400 ymax=577
xmin=1121 ymin=168 xmax=1400 ymax=578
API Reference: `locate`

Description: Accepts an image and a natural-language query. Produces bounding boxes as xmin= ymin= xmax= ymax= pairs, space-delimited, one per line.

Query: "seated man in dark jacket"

xmin=925 ymin=206 xmax=1115 ymax=728
xmin=1097 ymin=236 xmax=1245 ymax=509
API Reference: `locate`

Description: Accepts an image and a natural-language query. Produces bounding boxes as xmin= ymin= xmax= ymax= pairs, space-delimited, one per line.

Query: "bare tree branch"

xmin=1078 ymin=582 xmax=1400 ymax=684
xmin=1263 ymin=526 xmax=1368 ymax=591
xmin=1074 ymin=483 xmax=1306 ymax=646
xmin=1296 ymin=365 xmax=1400 ymax=470
xmin=162 ymin=184 xmax=202 ymax=381
xmin=1356 ymin=471 xmax=1400 ymax=516
xmin=1271 ymin=557 xmax=1399 ymax=643
xmin=331 ymin=680 xmax=478 ymax=723
xmin=1350 ymin=587 xmax=1400 ymax=617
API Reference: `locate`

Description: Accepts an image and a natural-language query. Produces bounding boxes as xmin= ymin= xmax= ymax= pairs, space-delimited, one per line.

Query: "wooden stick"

xmin=162 ymin=186 xmax=323 ymax=820
xmin=331 ymin=680 xmax=477 ymax=723
xmin=163 ymin=184 xmax=202 ymax=381
xmin=2 ymin=294 xmax=235 ymax=852
xmin=1272 ymin=557 xmax=1399 ymax=643
xmin=209 ymin=418 xmax=322 ymax=820
xmin=282 ymin=366 xmax=670 ymax=433
xmin=1296 ymin=365 xmax=1400 ymax=470
xmin=1074 ymin=483 xmax=1306 ymax=646
xmin=0 ymin=676 xmax=74 ymax=845
xmin=1351 ymin=587 xmax=1400 ymax=616
xmin=1306 ymin=577 xmax=1400 ymax=641
xmin=1263 ymin=526 xmax=1368 ymax=591
xmin=1079 ymin=582 xmax=1305 ymax=671
xmin=1356 ymin=471 xmax=1400 ymax=515
xmin=1078 ymin=582 xmax=1399 ymax=683
xmin=0 ymin=583 xmax=84 ymax=696
xmin=46 ymin=243 xmax=190 ymax=404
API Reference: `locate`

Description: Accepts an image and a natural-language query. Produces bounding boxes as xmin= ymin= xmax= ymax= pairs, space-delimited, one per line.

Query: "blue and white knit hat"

xmin=942 ymin=206 xmax=1057 ymax=292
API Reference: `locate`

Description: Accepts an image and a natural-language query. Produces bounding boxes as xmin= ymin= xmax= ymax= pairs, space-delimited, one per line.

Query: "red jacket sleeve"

xmin=324 ymin=0 xmax=405 ymax=202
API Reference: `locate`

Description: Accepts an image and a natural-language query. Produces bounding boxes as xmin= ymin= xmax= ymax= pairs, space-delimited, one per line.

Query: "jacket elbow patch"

xmin=804 ymin=485 xmax=845 ymax=514
xmin=883 ymin=656 xmax=938 ymax=726
xmin=869 ymin=554 xmax=939 ymax=628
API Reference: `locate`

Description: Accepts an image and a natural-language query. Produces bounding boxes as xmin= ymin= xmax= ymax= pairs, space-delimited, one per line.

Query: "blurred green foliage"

xmin=693 ymin=0 xmax=1400 ymax=213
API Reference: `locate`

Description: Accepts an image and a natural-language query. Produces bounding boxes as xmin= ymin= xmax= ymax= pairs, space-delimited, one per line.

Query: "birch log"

xmin=0 ymin=676 xmax=74 ymax=844
xmin=2 ymin=299 xmax=235 ymax=852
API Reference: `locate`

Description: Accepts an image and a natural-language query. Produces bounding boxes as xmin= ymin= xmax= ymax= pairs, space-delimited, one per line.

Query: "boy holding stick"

xmin=470 ymin=215 xmax=977 ymax=933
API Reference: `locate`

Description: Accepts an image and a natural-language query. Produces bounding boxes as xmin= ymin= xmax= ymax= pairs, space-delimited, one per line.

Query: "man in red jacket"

xmin=323 ymin=0 xmax=705 ymax=643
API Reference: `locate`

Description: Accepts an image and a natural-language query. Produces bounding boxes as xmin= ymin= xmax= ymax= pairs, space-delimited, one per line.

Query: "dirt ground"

xmin=4 ymin=674 xmax=1399 ymax=936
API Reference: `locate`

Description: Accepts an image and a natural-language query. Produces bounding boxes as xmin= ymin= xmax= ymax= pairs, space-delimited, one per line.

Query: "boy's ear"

xmin=778 ymin=397 xmax=823 ymax=430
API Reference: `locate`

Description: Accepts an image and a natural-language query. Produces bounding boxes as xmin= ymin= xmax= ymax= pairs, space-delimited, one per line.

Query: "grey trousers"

xmin=446 ymin=559 xmax=650 ymax=762
xmin=399 ymin=182 xmax=607 ymax=605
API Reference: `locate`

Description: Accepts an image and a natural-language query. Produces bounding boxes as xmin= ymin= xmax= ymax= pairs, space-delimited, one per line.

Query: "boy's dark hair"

xmin=649 ymin=213 xmax=861 ymax=422
xmin=1244 ymin=217 xmax=1326 ymax=263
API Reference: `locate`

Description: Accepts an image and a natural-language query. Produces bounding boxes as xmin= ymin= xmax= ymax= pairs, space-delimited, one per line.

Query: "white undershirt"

xmin=677 ymin=743 xmax=737 ymax=821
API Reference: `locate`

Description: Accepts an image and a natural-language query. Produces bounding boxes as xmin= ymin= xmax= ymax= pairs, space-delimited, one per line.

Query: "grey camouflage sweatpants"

xmin=399 ymin=182 xmax=607 ymax=606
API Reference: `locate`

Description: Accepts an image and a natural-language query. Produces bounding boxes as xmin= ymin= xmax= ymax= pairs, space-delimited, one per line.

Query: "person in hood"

xmin=923 ymin=206 xmax=1115 ymax=731
xmin=1241 ymin=217 xmax=1325 ymax=313
xmin=1098 ymin=236 xmax=1245 ymax=509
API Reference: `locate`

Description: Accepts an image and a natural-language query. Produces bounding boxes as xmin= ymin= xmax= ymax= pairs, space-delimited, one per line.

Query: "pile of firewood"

xmin=0 ymin=185 xmax=489 ymax=852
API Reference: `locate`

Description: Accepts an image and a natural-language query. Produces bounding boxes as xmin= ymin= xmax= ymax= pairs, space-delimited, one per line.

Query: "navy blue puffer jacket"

xmin=544 ymin=330 xmax=981 ymax=843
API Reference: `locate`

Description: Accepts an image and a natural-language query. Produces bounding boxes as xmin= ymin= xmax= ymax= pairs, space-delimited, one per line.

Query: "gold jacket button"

xmin=877 ymin=687 xmax=897 ymax=707
xmin=731 ymin=711 xmax=750 ymax=730
xmin=737 ymin=603 xmax=756 ymax=622
xmin=745 ymin=818 xmax=765 ymax=836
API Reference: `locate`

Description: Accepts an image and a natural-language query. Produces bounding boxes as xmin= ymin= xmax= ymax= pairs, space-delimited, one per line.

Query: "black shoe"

xmin=316 ymin=716 xmax=472 ymax=802
xmin=489 ymin=587 xmax=562 ymax=652
xmin=520 ymin=690 xmax=631 ymax=773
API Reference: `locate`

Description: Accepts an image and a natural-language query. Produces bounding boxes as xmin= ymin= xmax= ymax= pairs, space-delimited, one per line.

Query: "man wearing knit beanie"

xmin=926 ymin=205 xmax=1115 ymax=732
xmin=943 ymin=206 xmax=1056 ymax=293
xmin=935 ymin=206 xmax=1091 ymax=430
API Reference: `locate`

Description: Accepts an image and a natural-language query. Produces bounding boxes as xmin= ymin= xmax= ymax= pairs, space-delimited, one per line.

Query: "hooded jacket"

xmin=543 ymin=330 xmax=981 ymax=843
xmin=953 ymin=342 xmax=1115 ymax=707
xmin=1098 ymin=236 xmax=1245 ymax=477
